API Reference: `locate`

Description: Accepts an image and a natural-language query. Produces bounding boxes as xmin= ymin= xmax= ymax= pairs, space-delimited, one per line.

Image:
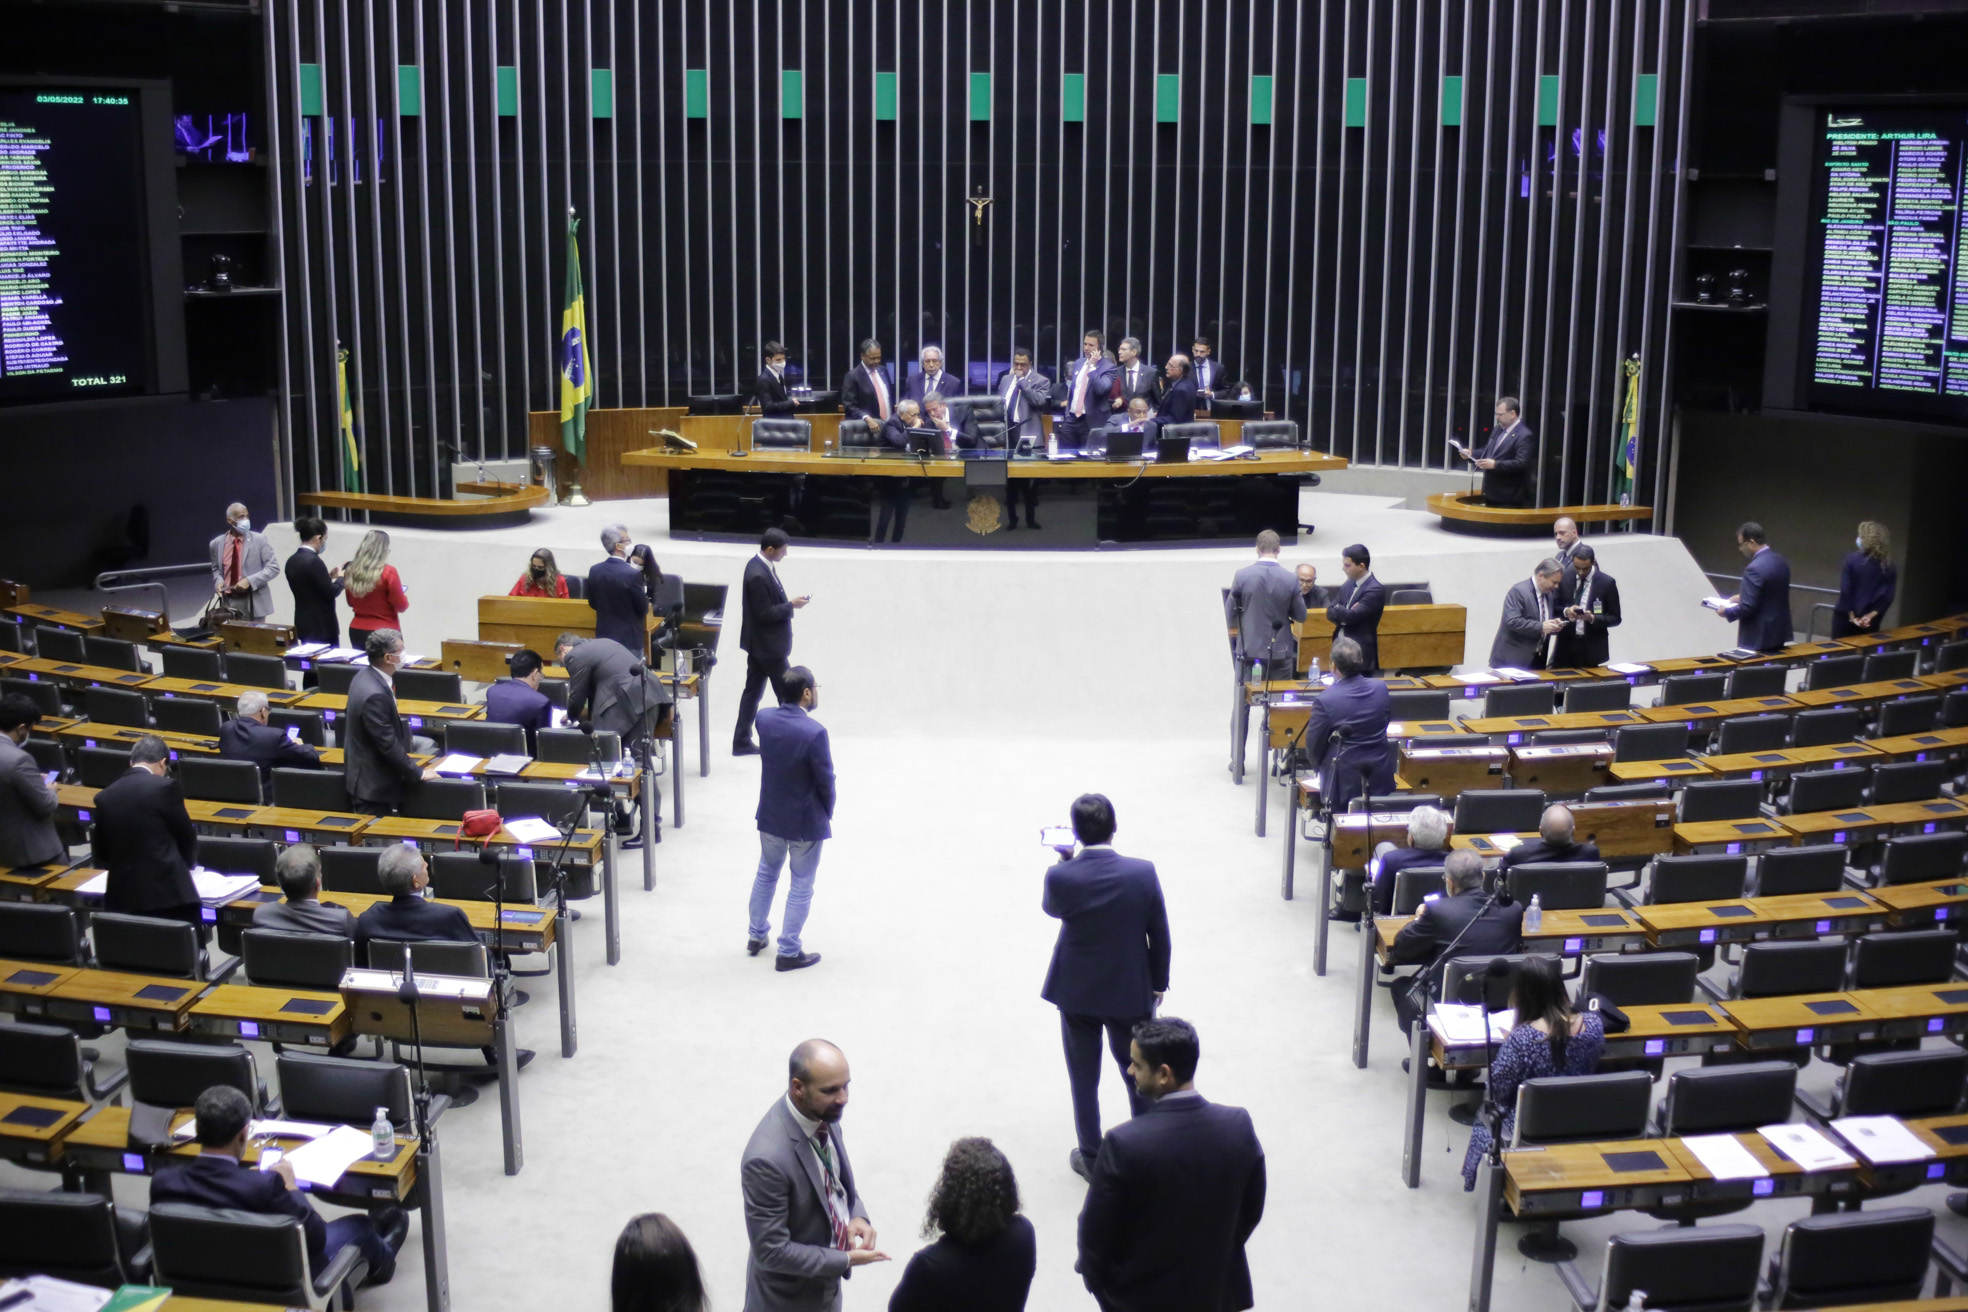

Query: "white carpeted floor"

xmin=19 ymin=486 xmax=1964 ymax=1310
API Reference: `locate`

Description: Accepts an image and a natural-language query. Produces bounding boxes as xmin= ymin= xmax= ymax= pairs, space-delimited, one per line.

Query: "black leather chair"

xmin=1385 ymin=689 xmax=1452 ymax=721
xmin=1555 ymin=1224 xmax=1764 ymax=1312
xmin=1754 ymin=844 xmax=1848 ymax=896
xmin=0 ymin=1022 xmax=126 ymax=1101
xmin=1873 ymin=694 xmax=1940 ymax=737
xmin=1763 ymin=1207 xmax=1934 ymax=1309
xmin=1876 ymin=832 xmax=1968 ymax=885
xmin=0 ymin=902 xmax=87 ymax=965
xmin=752 ymin=417 xmax=812 ymax=450
xmin=1236 ymin=419 xmax=1293 ymax=448
xmin=1387 ymin=588 xmax=1434 ymax=606
xmin=1862 ymin=649 xmax=1918 ymax=682
xmin=1937 ymin=640 xmax=1968 ymax=674
xmin=0 ymin=1187 xmax=151 ymax=1288
xmin=1851 ymin=928 xmax=1957 ymax=988
xmin=0 ymin=676 xmax=63 ymax=717
xmin=1484 ymin=683 xmax=1556 ymax=718
xmin=1530 ymin=729 xmax=1610 ymax=745
xmin=151 ymin=696 xmax=224 ymax=737
xmin=536 ymin=727 xmax=620 ymax=765
xmin=1678 ymin=780 xmax=1765 ymax=823
xmin=84 ymin=686 xmax=149 ymax=729
xmin=77 ymin=745 xmax=134 ymax=788
xmin=268 ymin=709 xmax=328 ymax=747
xmin=1659 ymin=672 xmax=1729 ymax=706
xmin=1866 ymin=759 xmax=1947 ymax=805
xmin=270 ymin=768 xmax=352 ymax=813
xmin=960 ymin=395 xmax=1008 ymax=446
xmin=317 ymin=845 xmax=384 ymax=895
xmin=1734 ymin=939 xmax=1848 ymax=998
xmin=224 ymin=652 xmax=291 ymax=691
xmin=1390 ymin=865 xmax=1446 ymax=916
xmin=1561 ymin=682 xmax=1631 ymax=713
xmin=276 ymin=1052 xmax=418 ymax=1131
xmin=1158 ymin=421 xmax=1220 ymax=451
xmin=1803 ymin=654 xmax=1867 ymax=691
xmin=1506 ymin=861 xmax=1608 ymax=911
xmin=1359 ymin=792 xmax=1446 ymax=816
xmin=397 ymin=778 xmax=486 ymax=821
xmin=1583 ymin=781 xmax=1669 ymax=804
xmin=1612 ymin=723 xmax=1689 ymax=764
xmin=1647 ymin=855 xmax=1749 ymax=904
xmin=1453 ymin=789 xmax=1547 ymax=834
xmin=125 ymin=1039 xmax=269 ymax=1145
xmin=91 ymin=912 xmax=214 ymax=980
xmin=161 ymin=645 xmax=225 ymax=680
xmin=427 ymin=851 xmax=538 ymax=903
xmin=22 ymin=736 xmax=63 ymax=775
xmin=148 ymin=1201 xmax=368 ymax=1311
xmin=395 ymin=669 xmax=465 ymax=703
xmin=1509 ymin=1070 xmax=1656 ymax=1261
xmin=1580 ymin=951 xmax=1701 ymax=1006
xmin=1783 ymin=767 xmax=1867 ymax=814
xmin=34 ymin=627 xmax=86 ymax=662
xmin=1835 ymin=1048 xmax=1968 ymax=1118
xmin=1647 ymin=1061 xmax=1799 ymax=1223
xmin=241 ymin=929 xmax=353 ymax=992
xmin=180 ymin=757 xmax=264 ymax=805
xmin=197 ymin=836 xmax=277 ymax=883
xmin=365 ymin=937 xmax=488 ymax=977
xmin=495 ymin=780 xmax=586 ymax=828
xmin=1789 ymin=707 xmax=1862 ymax=748
xmin=1441 ymin=953 xmax=1536 ymax=1012
xmin=443 ymin=721 xmax=528 ymax=757
xmin=1711 ymin=713 xmax=1792 ymax=755
xmin=0 ymin=622 xmax=17 ymax=654
xmin=84 ymin=635 xmax=146 ymax=674
xmin=1945 ymin=689 xmax=1968 ymax=729
xmin=315 ymin=663 xmax=361 ymax=695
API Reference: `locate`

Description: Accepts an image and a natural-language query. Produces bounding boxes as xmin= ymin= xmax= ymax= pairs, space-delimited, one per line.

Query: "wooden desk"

xmin=216 ymin=885 xmax=559 ymax=956
xmin=1394 ymin=744 xmax=1507 ymax=797
xmin=1633 ymin=891 xmax=1883 ymax=947
xmin=1608 ymin=756 xmax=1715 ymax=785
xmin=1295 ymin=604 xmax=1467 ymax=674
xmin=239 ymin=807 xmax=375 ymax=845
xmin=36 ymin=967 xmax=205 ymax=1033
xmin=1448 ymin=800 xmax=1675 ymax=862
xmin=1861 ymin=984 xmax=1968 ymax=1043
xmin=1718 ymin=990 xmax=1885 ymax=1049
xmin=63 ymin=1105 xmax=419 ymax=1205
xmin=1870 ymin=876 xmax=1968 ymax=928
xmin=358 ymin=815 xmax=604 ymax=864
xmin=218 ymin=620 xmax=296 ymax=656
xmin=630 ymin=441 xmax=1347 ymax=480
xmin=1866 ymin=727 xmax=1968 ymax=764
xmin=1736 ymin=640 xmax=1851 ymax=667
xmin=1426 ymin=490 xmax=1654 ymax=530
xmin=1460 ymin=708 xmax=1647 ymax=740
xmin=296 ymin=692 xmax=485 ymax=728
xmin=1789 ymin=677 xmax=1935 ymax=711
xmin=476 ymin=594 xmax=658 ymax=654
xmin=5 ymin=603 xmax=102 ymax=634
xmin=183 ymin=798 xmax=272 ymax=836
xmin=99 ymin=604 xmax=171 ymax=645
xmin=1779 ymin=797 xmax=1968 ymax=846
xmin=188 ymin=982 xmax=351 ymax=1048
xmin=0 ymin=1090 xmax=88 ymax=1167
xmin=1425 ymin=669 xmax=1594 ymax=695
xmin=1921 ymin=668 xmax=1968 ymax=694
xmin=12 ymin=656 xmax=155 ymax=691
xmin=0 ymin=959 xmax=81 ymax=1019
xmin=1329 ymin=812 xmax=1421 ymax=868
xmin=146 ymin=675 xmax=305 ymax=708
xmin=441 ymin=637 xmax=569 ymax=685
xmin=298 ymin=480 xmax=553 ymax=520
xmin=53 ymin=722 xmax=221 ymax=762
xmin=1587 ymin=655 xmax=1740 ymax=686
xmin=1636 ymin=694 xmax=1800 ymax=726
xmin=1702 ymin=741 xmax=1885 ymax=782
xmin=1672 ymin=817 xmax=1795 ymax=854
xmin=1507 ymin=742 xmax=1613 ymax=795
xmin=0 ymin=860 xmax=74 ymax=902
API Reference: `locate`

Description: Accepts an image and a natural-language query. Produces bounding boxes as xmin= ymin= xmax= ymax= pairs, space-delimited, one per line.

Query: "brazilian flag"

xmin=1612 ymin=356 xmax=1640 ymax=508
xmin=337 ymin=343 xmax=362 ymax=492
xmin=559 ymin=215 xmax=596 ymax=462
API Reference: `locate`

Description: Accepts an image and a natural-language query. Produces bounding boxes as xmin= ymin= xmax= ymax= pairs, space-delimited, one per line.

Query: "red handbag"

xmin=456 ymin=809 xmax=503 ymax=848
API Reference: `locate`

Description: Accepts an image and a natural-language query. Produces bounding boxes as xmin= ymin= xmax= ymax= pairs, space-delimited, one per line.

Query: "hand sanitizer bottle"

xmin=372 ymin=1107 xmax=395 ymax=1161
xmin=1524 ymin=893 xmax=1543 ymax=934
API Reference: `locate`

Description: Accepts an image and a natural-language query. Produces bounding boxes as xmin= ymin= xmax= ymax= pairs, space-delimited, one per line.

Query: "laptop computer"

xmin=1157 ymin=433 xmax=1192 ymax=465
xmin=1106 ymin=430 xmax=1147 ymax=462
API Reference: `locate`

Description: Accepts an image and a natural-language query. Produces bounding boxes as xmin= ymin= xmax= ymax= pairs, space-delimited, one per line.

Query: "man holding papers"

xmin=1714 ymin=522 xmax=1793 ymax=653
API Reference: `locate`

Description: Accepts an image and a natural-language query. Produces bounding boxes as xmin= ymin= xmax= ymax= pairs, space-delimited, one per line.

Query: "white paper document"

xmin=74 ymin=872 xmax=109 ymax=895
xmin=1454 ymin=670 xmax=1504 ymax=685
xmin=1427 ymin=1003 xmax=1514 ymax=1047
xmin=1486 ymin=834 xmax=1523 ymax=851
xmin=283 ymin=1122 xmax=377 ymax=1186
xmin=287 ymin=642 xmax=331 ymax=658
xmin=1760 ymin=1123 xmax=1856 ymax=1170
xmin=1492 ymin=667 xmax=1539 ymax=681
xmin=0 ymin=1275 xmax=115 ymax=1312
xmin=315 ymin=646 xmax=363 ymax=662
xmin=174 ymin=1116 xmax=336 ymax=1144
xmin=502 ymin=816 xmax=564 ymax=844
xmin=1679 ymin=1133 xmax=1770 ymax=1180
xmin=431 ymin=753 xmax=483 ymax=776
xmin=1701 ymin=596 xmax=1731 ymax=612
xmin=1608 ymin=662 xmax=1652 ymax=674
xmin=484 ymin=753 xmax=532 ymax=776
xmin=190 ymin=870 xmax=263 ymax=904
xmin=1831 ymin=1115 xmax=1935 ymax=1165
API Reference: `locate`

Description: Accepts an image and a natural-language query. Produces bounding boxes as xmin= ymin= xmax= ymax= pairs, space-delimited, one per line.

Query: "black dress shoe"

xmin=733 ymin=742 xmax=760 ymax=757
xmin=1069 ymin=1148 xmax=1094 ymax=1182
xmin=775 ymin=951 xmax=822 ymax=972
xmin=515 ymin=1048 xmax=536 ymax=1070
xmin=747 ymin=937 xmax=768 ymax=956
xmin=1949 ymin=1192 xmax=1968 ymax=1218
xmin=1026 ymin=516 xmax=1042 ymax=530
xmin=373 ymin=1204 xmax=410 ymax=1254
xmin=623 ymin=832 xmax=644 ymax=850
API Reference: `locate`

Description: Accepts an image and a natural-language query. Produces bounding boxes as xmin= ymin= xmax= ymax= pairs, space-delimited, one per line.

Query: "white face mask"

xmin=232 ymin=518 xmax=250 ymax=534
xmin=1855 ymin=538 xmax=1864 ymax=550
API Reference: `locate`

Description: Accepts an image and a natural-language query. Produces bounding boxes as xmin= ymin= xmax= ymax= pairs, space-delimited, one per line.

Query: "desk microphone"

xmin=396 ymin=970 xmax=420 ymax=1006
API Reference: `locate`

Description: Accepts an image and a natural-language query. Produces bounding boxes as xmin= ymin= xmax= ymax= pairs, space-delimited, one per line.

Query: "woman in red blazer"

xmin=509 ymin=547 xmax=571 ymax=598
xmin=342 ymin=529 xmax=409 ymax=649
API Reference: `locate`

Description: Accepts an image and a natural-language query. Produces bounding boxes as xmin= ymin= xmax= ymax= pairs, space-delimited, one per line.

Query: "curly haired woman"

xmin=888 ymin=1137 xmax=1035 ymax=1311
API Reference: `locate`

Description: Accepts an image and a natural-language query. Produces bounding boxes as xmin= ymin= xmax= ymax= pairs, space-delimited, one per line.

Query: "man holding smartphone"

xmin=0 ymin=694 xmax=62 ymax=870
xmin=1041 ymin=794 xmax=1173 ymax=1183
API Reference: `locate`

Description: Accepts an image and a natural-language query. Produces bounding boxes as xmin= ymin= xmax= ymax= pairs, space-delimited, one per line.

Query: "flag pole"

xmin=560 ymin=204 xmax=595 ymax=506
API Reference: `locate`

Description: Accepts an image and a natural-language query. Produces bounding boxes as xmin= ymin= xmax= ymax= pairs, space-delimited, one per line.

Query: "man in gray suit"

xmin=0 ymin=694 xmax=62 ymax=869
xmin=741 ymin=1039 xmax=887 ymax=1310
xmin=252 ymin=844 xmax=358 ymax=937
xmin=1228 ymin=530 xmax=1306 ymax=681
xmin=1489 ymin=558 xmax=1567 ymax=670
xmin=343 ymin=629 xmax=438 ymax=816
xmin=208 ymin=502 xmax=281 ymax=621
xmin=555 ymin=632 xmax=672 ymax=846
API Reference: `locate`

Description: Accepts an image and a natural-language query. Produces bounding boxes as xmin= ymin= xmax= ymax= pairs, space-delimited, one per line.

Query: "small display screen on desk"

xmin=1707 ymin=906 xmax=1757 ymax=918
xmin=1834 ymin=812 xmax=1872 ymax=823
xmin=1664 ymin=1010 xmax=1718 ymax=1026
xmin=190 ymin=684 xmax=219 ymax=692
xmin=214 ymin=808 xmax=254 ymax=819
xmin=1825 ymin=897 xmax=1868 ymax=910
xmin=320 ymin=817 xmax=357 ymax=827
xmin=279 ymin=998 xmax=336 ymax=1015
xmin=1932 ymin=1124 xmax=1968 ymax=1146
xmin=134 ymin=984 xmax=188 ymax=1002
xmin=5 ymin=969 xmax=57 ymax=986
xmin=1754 ymin=754 xmax=1787 ymax=763
xmin=1 ymin=1105 xmax=64 ymax=1128
xmin=1602 ymin=1150 xmax=1668 ymax=1173
xmin=1804 ymin=1000 xmax=1860 ymax=1016
xmin=1732 ymin=823 xmax=1776 ymax=834
xmin=1936 ymin=989 xmax=1968 ymax=1006
xmin=1580 ymin=914 xmax=1628 ymax=928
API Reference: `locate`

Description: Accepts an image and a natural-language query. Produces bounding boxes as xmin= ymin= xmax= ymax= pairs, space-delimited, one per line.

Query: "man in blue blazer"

xmin=1154 ymin=355 xmax=1200 ymax=426
xmin=151 ymin=1085 xmax=406 ymax=1288
xmin=1718 ymin=521 xmax=1793 ymax=653
xmin=218 ymin=690 xmax=323 ymax=792
xmin=1304 ymin=637 xmax=1396 ymax=812
xmin=587 ymin=523 xmax=651 ymax=657
xmin=1077 ymin=1018 xmax=1266 ymax=1312
xmin=1043 ymin=793 xmax=1173 ymax=1183
xmin=748 ymin=666 xmax=835 ymax=972
xmin=841 ymin=338 xmax=897 ymax=435
xmin=1459 ymin=397 xmax=1534 ymax=507
xmin=1055 ymin=330 xmax=1119 ymax=451
xmin=1324 ymin=543 xmax=1387 ymax=675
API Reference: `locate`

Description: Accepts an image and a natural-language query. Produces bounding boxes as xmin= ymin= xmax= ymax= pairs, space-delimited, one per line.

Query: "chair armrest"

xmin=1794 ymin=1086 xmax=1837 ymax=1124
xmin=1609 ymin=886 xmax=1638 ymax=909
xmin=128 ymin=1241 xmax=153 ymax=1283
xmin=208 ymin=953 xmax=243 ymax=985
xmin=1933 ymin=1235 xmax=1968 ymax=1297
xmin=1695 ymin=975 xmax=1726 ymax=1003
xmin=313 ymin=1240 xmax=371 ymax=1303
xmin=1554 ymin=1256 xmax=1596 ymax=1312
xmin=425 ymin=1092 xmax=452 ymax=1126
xmin=86 ymin=1057 xmax=130 ymax=1101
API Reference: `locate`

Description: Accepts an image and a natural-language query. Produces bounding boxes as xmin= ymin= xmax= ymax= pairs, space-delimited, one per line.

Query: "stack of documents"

xmin=191 ymin=870 xmax=264 ymax=904
xmin=431 ymin=753 xmax=483 ymax=776
xmin=1759 ymin=1123 xmax=1855 ymax=1170
xmin=1830 ymin=1115 xmax=1935 ymax=1165
xmin=1427 ymin=1002 xmax=1514 ymax=1047
xmin=1700 ymin=596 xmax=1731 ymax=612
xmin=313 ymin=646 xmax=363 ymax=663
xmin=1492 ymin=667 xmax=1539 ymax=681
xmin=502 ymin=816 xmax=563 ymax=844
xmin=287 ymin=642 xmax=331 ymax=659
xmin=1452 ymin=670 xmax=1505 ymax=685
xmin=1607 ymin=662 xmax=1652 ymax=675
xmin=1679 ymin=1134 xmax=1770 ymax=1180
xmin=484 ymin=754 xmax=532 ymax=776
xmin=284 ymin=1123 xmax=380 ymax=1186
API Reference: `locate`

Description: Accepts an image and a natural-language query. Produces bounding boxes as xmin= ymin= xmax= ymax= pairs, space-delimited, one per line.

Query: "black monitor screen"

xmin=0 ymin=87 xmax=149 ymax=403
xmin=1802 ymin=107 xmax=1968 ymax=422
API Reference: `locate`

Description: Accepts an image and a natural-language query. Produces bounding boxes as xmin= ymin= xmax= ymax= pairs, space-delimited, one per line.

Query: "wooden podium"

xmin=1296 ymin=603 xmax=1466 ymax=673
xmin=219 ymin=620 xmax=296 ymax=656
xmin=476 ymin=595 xmax=659 ymax=656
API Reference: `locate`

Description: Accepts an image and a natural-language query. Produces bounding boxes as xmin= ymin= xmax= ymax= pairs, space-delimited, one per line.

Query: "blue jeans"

xmin=748 ymin=833 xmax=823 ymax=957
xmin=323 ymin=1213 xmax=402 ymax=1286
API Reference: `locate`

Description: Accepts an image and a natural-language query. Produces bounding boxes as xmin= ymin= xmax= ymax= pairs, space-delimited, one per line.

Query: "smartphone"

xmin=1040 ymin=826 xmax=1075 ymax=850
xmin=285 ymin=726 xmax=301 ymax=742
xmin=257 ymin=1147 xmax=284 ymax=1172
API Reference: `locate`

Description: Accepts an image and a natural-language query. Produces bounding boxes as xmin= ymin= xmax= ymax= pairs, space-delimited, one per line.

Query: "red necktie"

xmin=225 ymin=534 xmax=243 ymax=588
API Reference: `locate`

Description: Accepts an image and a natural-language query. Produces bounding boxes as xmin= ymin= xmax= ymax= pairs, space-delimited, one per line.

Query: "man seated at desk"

xmin=1367 ymin=804 xmax=1453 ymax=918
xmin=1386 ymin=850 xmax=1523 ymax=1036
xmin=485 ymin=649 xmax=555 ymax=753
xmin=922 ymin=391 xmax=977 ymax=452
xmin=219 ymin=690 xmax=324 ymax=792
xmin=1496 ymin=804 xmax=1600 ymax=877
xmin=151 ymin=1085 xmax=406 ymax=1288
xmin=254 ymin=843 xmax=357 ymax=938
xmin=1109 ymin=397 xmax=1159 ymax=447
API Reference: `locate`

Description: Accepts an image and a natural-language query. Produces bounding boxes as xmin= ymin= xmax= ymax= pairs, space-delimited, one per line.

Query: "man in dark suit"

xmin=903 ymin=344 xmax=956 ymax=403
xmin=754 ymin=340 xmax=797 ymax=414
xmin=343 ymin=629 xmax=438 ymax=816
xmin=1304 ymin=637 xmax=1397 ymax=813
xmin=587 ymin=523 xmax=651 ymax=658
xmin=1190 ymin=336 xmax=1230 ymax=401
xmin=1042 ymin=793 xmax=1172 ymax=1182
xmin=1154 ymin=354 xmax=1199 ymax=426
xmin=1296 ymin=564 xmax=1330 ymax=610
xmin=1553 ymin=516 xmax=1585 ymax=569
xmin=1077 ymin=1017 xmax=1265 ymax=1312
xmin=1227 ymin=530 xmax=1305 ymax=681
xmin=740 ymin=1039 xmax=886 ymax=1311
xmin=1055 ymin=330 xmax=1119 ymax=451
xmin=1387 ymin=850 xmax=1523 ymax=1033
xmin=1719 ymin=521 xmax=1793 ymax=653
xmin=1553 ymin=543 xmax=1622 ymax=668
xmin=283 ymin=515 xmax=344 ymax=648
xmin=1111 ymin=337 xmax=1157 ymax=416
xmin=151 ymin=1085 xmax=405 ymax=1289
xmin=746 ymin=667 xmax=833 ymax=971
xmin=1325 ymin=544 xmax=1387 ymax=675
xmin=557 ymin=632 xmax=671 ymax=844
xmin=1459 ymin=396 xmax=1533 ymax=507
xmin=734 ymin=528 xmax=809 ymax=756
xmin=253 ymin=843 xmax=358 ymax=937
xmin=841 ymin=338 xmax=896 ymax=436
xmin=95 ymin=735 xmax=200 ymax=923
xmin=1108 ymin=398 xmax=1160 ymax=448
xmin=873 ymin=400 xmax=925 ymax=543
xmin=994 ymin=348 xmax=1054 ymax=530
xmin=1369 ymin=804 xmax=1453 ymax=917
xmin=921 ymin=391 xmax=978 ymax=452
xmin=219 ymin=690 xmax=323 ymax=792
xmin=0 ymin=694 xmax=61 ymax=870
xmin=1498 ymin=804 xmax=1602 ymax=877
xmin=1489 ymin=558 xmax=1566 ymax=670
xmin=484 ymin=649 xmax=555 ymax=752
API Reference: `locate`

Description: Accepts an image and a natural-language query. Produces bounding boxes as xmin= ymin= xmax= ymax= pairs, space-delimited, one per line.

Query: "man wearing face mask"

xmin=209 ymin=503 xmax=280 ymax=621
xmin=343 ymin=629 xmax=440 ymax=816
xmin=588 ymin=524 xmax=652 ymax=659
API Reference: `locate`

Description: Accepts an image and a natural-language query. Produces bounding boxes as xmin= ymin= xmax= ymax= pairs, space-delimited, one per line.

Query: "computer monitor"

xmin=1107 ymin=430 xmax=1147 ymax=462
xmin=1157 ymin=434 xmax=1192 ymax=465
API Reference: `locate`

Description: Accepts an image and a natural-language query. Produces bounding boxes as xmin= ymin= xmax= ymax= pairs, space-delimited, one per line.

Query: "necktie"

xmin=225 ymin=534 xmax=243 ymax=589
xmin=1128 ymin=366 xmax=1137 ymax=393
xmin=1003 ymin=375 xmax=1019 ymax=421
xmin=1071 ymin=361 xmax=1091 ymax=416
xmin=814 ymin=1125 xmax=852 ymax=1250
xmin=870 ymin=368 xmax=890 ymax=420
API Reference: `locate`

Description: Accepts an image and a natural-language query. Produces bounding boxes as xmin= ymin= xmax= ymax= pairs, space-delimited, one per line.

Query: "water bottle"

xmin=1623 ymin=1291 xmax=1647 ymax=1312
xmin=1046 ymin=434 xmax=1059 ymax=459
xmin=371 ymin=1107 xmax=395 ymax=1161
xmin=1310 ymin=657 xmax=1321 ymax=684
xmin=1524 ymin=893 xmax=1543 ymax=935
